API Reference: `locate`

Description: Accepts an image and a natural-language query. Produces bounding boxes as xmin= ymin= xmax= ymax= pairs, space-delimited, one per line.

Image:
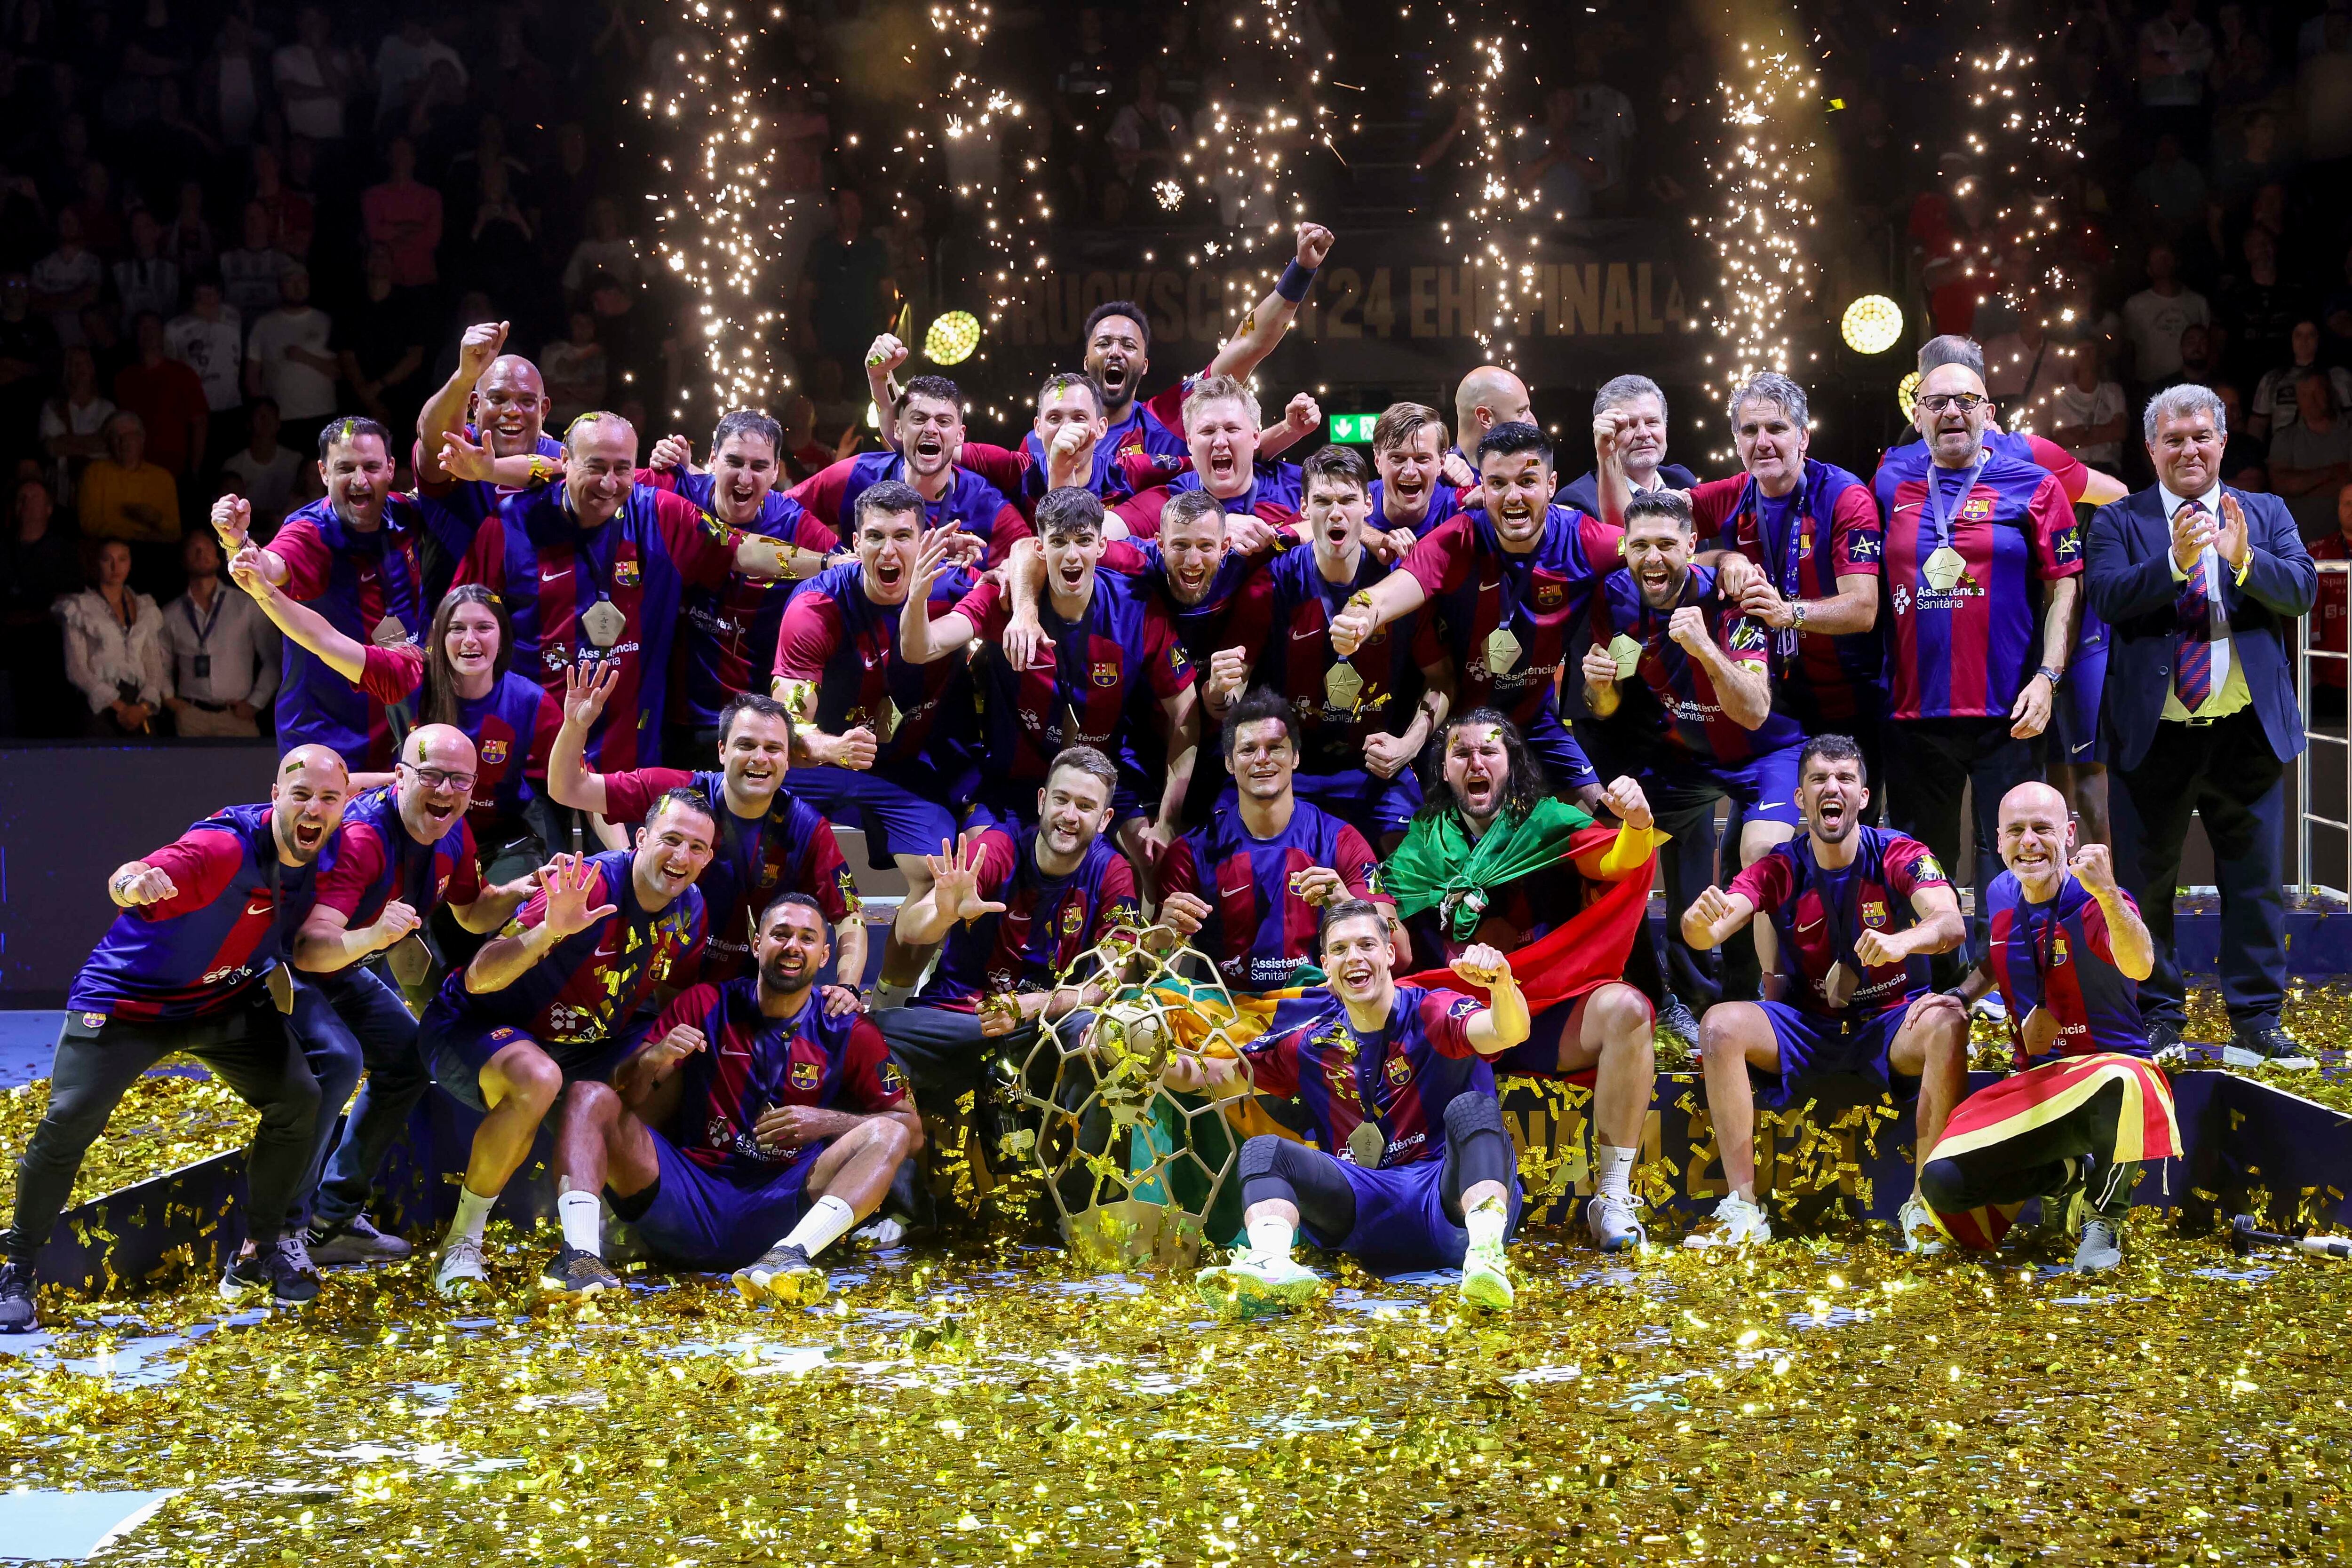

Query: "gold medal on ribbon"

xmin=1347 ymin=1121 xmax=1387 ymax=1167
xmin=1922 ymin=545 xmax=1967 ymax=594
xmin=369 ymin=614 xmax=408 ymax=648
xmin=2020 ymin=1005 xmax=2061 ymax=1059
xmin=1822 ymin=959 xmax=1859 ymax=1011
xmin=878 ymin=697 xmax=903 ymax=741
xmin=1606 ymin=633 xmax=1643 ymax=680
xmin=581 ymin=599 xmax=626 ymax=649
xmin=1485 ymin=626 xmax=1523 ymax=674
xmin=265 ymin=964 xmax=295 ymax=1015
xmin=1325 ymin=661 xmax=1364 ymax=712
xmin=386 ymin=930 xmax=434 ymax=989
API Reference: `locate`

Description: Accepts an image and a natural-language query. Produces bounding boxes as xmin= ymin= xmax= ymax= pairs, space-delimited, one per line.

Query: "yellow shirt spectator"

xmin=77 ymin=412 xmax=183 ymax=544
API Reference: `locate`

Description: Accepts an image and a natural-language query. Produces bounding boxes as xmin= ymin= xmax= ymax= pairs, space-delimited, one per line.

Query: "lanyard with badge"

xmin=1921 ymin=454 xmax=1983 ymax=594
xmin=182 ymin=591 xmax=225 ymax=682
xmin=2014 ymin=881 xmax=2068 ymax=1059
xmin=384 ymin=806 xmax=439 ymax=989
xmin=1738 ymin=472 xmax=1810 ymax=664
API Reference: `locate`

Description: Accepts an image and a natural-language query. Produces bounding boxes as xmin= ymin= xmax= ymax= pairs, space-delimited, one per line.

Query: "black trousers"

xmin=7 ymin=996 xmax=323 ymax=1265
xmin=1886 ymin=716 xmax=2045 ymax=986
xmin=2108 ymin=706 xmax=2288 ymax=1031
xmin=1919 ymin=1076 xmax=2138 ymax=1220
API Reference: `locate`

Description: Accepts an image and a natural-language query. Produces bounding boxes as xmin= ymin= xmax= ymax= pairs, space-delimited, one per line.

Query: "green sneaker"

xmin=1458 ymin=1242 xmax=1514 ymax=1311
xmin=1194 ymin=1251 xmax=1324 ymax=1319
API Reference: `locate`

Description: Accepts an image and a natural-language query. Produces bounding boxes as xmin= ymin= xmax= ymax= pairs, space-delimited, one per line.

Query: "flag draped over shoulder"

xmin=1397 ymin=821 xmax=1662 ymax=1013
xmin=1383 ymin=796 xmax=1596 ymax=941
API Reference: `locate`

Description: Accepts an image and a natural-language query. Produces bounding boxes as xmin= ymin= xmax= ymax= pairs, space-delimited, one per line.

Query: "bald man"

xmin=1926 ymin=781 xmax=2171 ymax=1273
xmin=1450 ymin=366 xmax=1534 ymax=472
xmin=291 ymin=724 xmax=536 ymax=1264
xmin=413 ymin=320 xmax=564 ymax=602
xmin=2 ymin=747 xmax=355 ymax=1329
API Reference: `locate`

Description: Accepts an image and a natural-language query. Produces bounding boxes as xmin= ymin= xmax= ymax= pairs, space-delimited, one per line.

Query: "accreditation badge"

xmin=1921 ymin=545 xmax=1967 ymax=594
xmin=1485 ymin=626 xmax=1523 ymax=674
xmin=1606 ymin=633 xmax=1643 ymax=679
xmin=1324 ymin=661 xmax=1364 ymax=712
xmin=581 ymin=599 xmax=627 ymax=649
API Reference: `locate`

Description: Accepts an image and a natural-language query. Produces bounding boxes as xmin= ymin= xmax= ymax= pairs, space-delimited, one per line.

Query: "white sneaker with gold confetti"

xmin=1195 ymin=1251 xmax=1323 ymax=1319
xmin=1458 ymin=1242 xmax=1514 ymax=1311
xmin=1895 ymin=1195 xmax=1947 ymax=1254
xmin=1682 ymin=1194 xmax=1772 ymax=1251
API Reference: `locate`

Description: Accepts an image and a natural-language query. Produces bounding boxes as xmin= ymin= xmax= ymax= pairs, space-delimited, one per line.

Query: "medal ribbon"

xmin=1922 ymin=454 xmax=1986 ymax=580
xmin=1737 ymin=470 xmax=1809 ymax=663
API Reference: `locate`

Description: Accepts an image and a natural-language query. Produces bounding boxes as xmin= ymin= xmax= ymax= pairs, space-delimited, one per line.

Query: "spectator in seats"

xmin=586 ymin=271 xmax=665 ymax=411
xmin=2047 ymin=350 xmax=2129 ymax=471
xmin=112 ymin=210 xmax=180 ymax=326
xmin=561 ymin=197 xmax=640 ymax=301
xmin=463 ymin=162 xmax=538 ymax=310
xmin=30 ymin=210 xmax=103 ymax=345
xmin=2213 ymin=381 xmax=2271 ymax=489
xmin=806 ymin=355 xmax=863 ymax=443
xmin=80 ymin=307 xmax=131 ymax=389
xmin=161 ymin=530 xmax=276 ymax=739
xmin=56 ymin=537 xmax=172 ymax=737
xmin=779 ymin=392 xmax=840 ymax=483
xmin=167 ymin=277 xmax=243 ymax=462
xmin=2128 ymin=134 xmax=2209 ymax=238
xmin=1 ymin=478 xmax=79 ymax=737
xmin=196 ymin=5 xmax=268 ymax=150
xmin=336 ymin=244 xmax=428 ymax=436
xmin=1519 ymin=87 xmax=1598 ymax=222
xmin=772 ymin=83 xmax=830 ymax=299
xmin=373 ymin=14 xmax=466 ymax=137
xmin=40 ymin=345 xmax=117 ymax=501
xmin=2218 ymin=227 xmax=2302 ymax=384
xmin=219 ymin=397 xmax=302 ymax=537
xmin=1984 ymin=300 xmax=2076 ymax=416
xmin=2270 ymin=369 xmax=2352 ymax=533
xmin=2299 ymin=8 xmax=2352 ymax=163
xmin=2171 ymin=323 xmax=2223 ymax=390
xmin=882 ymin=195 xmax=932 ymax=322
xmin=2137 ymin=0 xmax=2214 ymax=148
xmin=220 ymin=199 xmax=295 ymax=322
xmin=1909 ymin=155 xmax=1995 ymax=337
xmin=2308 ymin=482 xmax=2352 ymax=710
xmin=2249 ymin=319 xmax=2352 ymax=443
xmin=0 ymin=273 xmax=50 ymax=471
xmin=361 ymin=137 xmax=444 ymax=291
xmin=78 ymin=411 xmax=183 ymax=554
xmin=540 ymin=310 xmax=608 ymax=428
xmin=537 ymin=123 xmax=600 ymax=269
xmin=1105 ymin=66 xmax=1184 ymax=186
xmin=250 ymin=143 xmax=315 ymax=262
xmin=271 ymin=6 xmax=358 ymax=172
xmin=243 ymin=265 xmax=336 ymax=455
xmin=112 ymin=312 xmax=208 ymax=483
xmin=63 ymin=163 xmax=124 ymax=260
xmin=162 ymin=179 xmax=218 ymax=279
xmin=801 ymin=188 xmax=889 ymax=369
xmin=2122 ymin=243 xmax=2209 ymax=391
xmin=1568 ymin=41 xmax=1636 ymax=215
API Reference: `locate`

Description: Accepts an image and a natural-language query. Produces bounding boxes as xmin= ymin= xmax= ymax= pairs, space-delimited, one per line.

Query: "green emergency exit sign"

xmin=1327 ymin=413 xmax=1379 ymax=443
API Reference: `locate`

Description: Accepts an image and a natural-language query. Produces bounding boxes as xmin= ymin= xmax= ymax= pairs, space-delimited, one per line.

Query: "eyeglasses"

xmin=405 ymin=765 xmax=476 ymax=792
xmin=1915 ymin=392 xmax=1990 ymax=414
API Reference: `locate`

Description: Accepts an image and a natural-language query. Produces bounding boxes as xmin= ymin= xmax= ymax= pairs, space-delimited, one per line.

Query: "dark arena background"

xmin=4 ymin=0 xmax=2352 ymax=1563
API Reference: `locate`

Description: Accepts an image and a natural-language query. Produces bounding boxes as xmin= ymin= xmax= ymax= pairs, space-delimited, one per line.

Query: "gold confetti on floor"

xmin=0 ymin=1069 xmax=254 ymax=1213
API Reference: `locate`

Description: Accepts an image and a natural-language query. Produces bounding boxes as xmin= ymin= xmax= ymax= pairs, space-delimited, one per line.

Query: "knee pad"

xmin=1237 ymin=1135 xmax=1289 ymax=1182
xmin=1443 ymin=1092 xmax=1507 ymax=1143
xmin=1917 ymin=1157 xmax=1963 ymax=1213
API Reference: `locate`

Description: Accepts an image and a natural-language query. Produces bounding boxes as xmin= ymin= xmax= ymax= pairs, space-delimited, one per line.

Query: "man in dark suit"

xmin=2085 ymin=383 xmax=2317 ymax=1059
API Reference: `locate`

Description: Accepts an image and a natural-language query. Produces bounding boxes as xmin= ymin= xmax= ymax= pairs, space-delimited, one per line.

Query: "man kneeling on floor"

xmin=1161 ymin=899 xmax=1529 ymax=1316
xmin=540 ymin=893 xmax=922 ymax=1301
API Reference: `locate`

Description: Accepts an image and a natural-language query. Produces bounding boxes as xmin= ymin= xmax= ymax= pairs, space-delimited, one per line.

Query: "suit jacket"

xmin=2084 ymin=483 xmax=2315 ymax=771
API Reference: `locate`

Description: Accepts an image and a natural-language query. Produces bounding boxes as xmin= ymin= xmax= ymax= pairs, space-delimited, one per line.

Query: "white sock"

xmin=1596 ymin=1143 xmax=1636 ymax=1203
xmin=556 ymin=1189 xmax=604 ymax=1257
xmin=871 ymin=981 xmax=915 ymax=1011
xmin=1245 ymin=1212 xmax=1295 ymax=1260
xmin=447 ymin=1185 xmax=496 ymax=1247
xmin=1463 ymin=1195 xmax=1508 ymax=1251
xmin=780 ymin=1194 xmax=858 ymax=1259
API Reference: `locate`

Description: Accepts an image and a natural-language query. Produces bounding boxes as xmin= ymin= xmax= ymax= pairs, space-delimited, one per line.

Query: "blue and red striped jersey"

xmin=643 ymin=467 xmax=840 ymax=731
xmin=1158 ymin=801 xmax=1391 ymax=991
xmin=269 ymin=497 xmax=446 ymax=769
xmin=1727 ymin=827 xmax=1950 ymax=1018
xmin=453 ymin=670 xmax=560 ymax=841
xmin=69 ymin=802 xmax=324 ymax=1022
xmin=1112 ymin=464 xmax=1304 ymax=539
xmin=1099 ymin=538 xmax=1279 ymax=665
xmin=1690 ymin=459 xmax=1886 ymax=724
xmin=771 ymin=560 xmax=980 ymax=774
xmin=1240 ymin=984 xmax=1494 ymax=1168
xmin=1224 ymin=548 xmax=1436 ymax=776
xmin=599 ymin=768 xmax=857 ymax=985
xmin=954 ymin=568 xmax=1193 ymax=785
xmin=437 ymin=847 xmax=705 ymax=1044
xmin=1591 ymin=563 xmax=1797 ymax=765
xmin=1871 ymin=443 xmax=2080 ymax=721
xmin=1399 ymin=504 xmax=1624 ymax=736
xmin=1984 ymin=872 xmax=2148 ymax=1063
xmin=787 ymin=451 xmax=1030 ymax=567
xmin=914 ymin=828 xmax=1140 ymax=1011
xmin=312 ymin=785 xmax=482 ymax=954
xmin=651 ymin=978 xmax=908 ymax=1180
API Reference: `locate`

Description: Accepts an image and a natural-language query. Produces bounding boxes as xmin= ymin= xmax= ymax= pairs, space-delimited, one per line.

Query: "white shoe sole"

xmin=1196 ymin=1268 xmax=1319 ymax=1319
xmin=1458 ymin=1268 xmax=1514 ymax=1312
xmin=735 ymin=1266 xmax=828 ymax=1307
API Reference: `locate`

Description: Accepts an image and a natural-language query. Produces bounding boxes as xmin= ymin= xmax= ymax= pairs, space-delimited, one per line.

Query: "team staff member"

xmin=1167 ymin=903 xmax=1528 ymax=1315
xmin=1927 ymin=782 xmax=2177 ymax=1273
xmin=1873 ymin=360 xmax=2082 ymax=983
xmin=2085 ymin=383 xmax=2316 ymax=1061
xmin=538 ymin=894 xmax=922 ymax=1302
xmin=1558 ymin=373 xmax=1698 ymax=518
xmin=412 ymin=322 xmax=565 ymax=602
xmin=1679 ymin=735 xmax=1970 ymax=1252
xmin=0 ymin=747 xmax=354 ymax=1329
xmin=416 ymin=585 xmax=563 ymax=874
xmin=548 ymin=666 xmax=864 ymax=990
xmin=293 ymin=727 xmax=532 ymax=1265
xmin=1159 ymin=689 xmax=1406 ymax=992
xmin=1584 ymin=491 xmax=1799 ymax=1006
xmin=415 ymin=792 xmax=714 ymax=1297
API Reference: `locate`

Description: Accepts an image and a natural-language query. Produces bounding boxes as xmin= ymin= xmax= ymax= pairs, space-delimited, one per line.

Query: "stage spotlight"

xmin=1897 ymin=371 xmax=1922 ymax=418
xmin=925 ymin=310 xmax=981 ymax=366
xmin=1842 ymin=294 xmax=1905 ymax=355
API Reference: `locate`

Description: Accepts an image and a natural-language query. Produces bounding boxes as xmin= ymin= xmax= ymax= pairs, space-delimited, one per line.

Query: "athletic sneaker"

xmin=309 ymin=1214 xmax=413 ymax=1266
xmin=539 ymin=1244 xmax=620 ymax=1295
xmin=2073 ymin=1217 xmax=2124 ymax=1274
xmin=1585 ymin=1192 xmax=1647 ymax=1253
xmin=1194 ymin=1251 xmax=1324 ymax=1320
xmin=219 ymin=1235 xmax=322 ymax=1311
xmin=733 ymin=1242 xmax=828 ymax=1306
xmin=1655 ymin=995 xmax=1701 ymax=1052
xmin=2028 ymin=1159 xmax=2089 ymax=1250
xmin=1682 ymin=1194 xmax=1772 ymax=1251
xmin=1894 ymin=1195 xmax=1947 ymax=1254
xmin=0 ymin=1262 xmax=36 ymax=1332
xmin=1968 ymin=991 xmax=2009 ymax=1024
xmin=852 ymin=1216 xmax=906 ymax=1249
xmin=433 ymin=1235 xmax=490 ymax=1299
xmin=1458 ymin=1243 xmax=1514 ymax=1311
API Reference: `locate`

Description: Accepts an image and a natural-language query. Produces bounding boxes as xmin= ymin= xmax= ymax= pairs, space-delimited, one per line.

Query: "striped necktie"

xmin=2173 ymin=500 xmax=2212 ymax=711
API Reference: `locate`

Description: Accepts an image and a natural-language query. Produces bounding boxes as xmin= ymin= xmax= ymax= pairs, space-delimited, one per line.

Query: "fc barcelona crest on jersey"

xmin=1960 ymin=495 xmax=1994 ymax=521
xmin=1061 ymin=900 xmax=1085 ymax=935
xmin=790 ymin=1060 xmax=821 ymax=1090
xmin=1861 ymin=898 xmax=1889 ymax=926
xmin=1535 ymin=582 xmax=1564 ymax=609
xmin=1385 ymin=1053 xmax=1412 ymax=1086
xmin=480 ymin=737 xmax=510 ymax=765
xmin=612 ymin=556 xmax=642 ymax=587
xmin=1092 ymin=661 xmax=1120 ymax=688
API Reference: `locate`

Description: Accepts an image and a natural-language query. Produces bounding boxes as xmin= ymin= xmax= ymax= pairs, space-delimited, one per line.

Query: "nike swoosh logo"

xmin=1895 ymin=503 xmax=1921 ymax=514
xmin=1796 ymin=919 xmax=1823 ymax=933
xmin=541 ymin=568 xmax=569 ymax=582
xmin=1218 ymin=881 xmax=1251 ymax=899
xmin=1478 ymin=579 xmax=1501 ymax=591
xmin=1291 ymin=626 xmax=1321 ymax=640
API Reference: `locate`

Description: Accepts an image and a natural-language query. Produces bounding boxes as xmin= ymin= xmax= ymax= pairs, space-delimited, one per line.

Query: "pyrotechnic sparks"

xmin=1700 ymin=40 xmax=1819 ymax=403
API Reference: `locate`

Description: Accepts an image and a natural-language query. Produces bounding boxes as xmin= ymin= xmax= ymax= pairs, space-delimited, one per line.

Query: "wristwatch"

xmin=1790 ymin=601 xmax=1808 ymax=630
xmin=2036 ymin=664 xmax=2065 ymax=688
